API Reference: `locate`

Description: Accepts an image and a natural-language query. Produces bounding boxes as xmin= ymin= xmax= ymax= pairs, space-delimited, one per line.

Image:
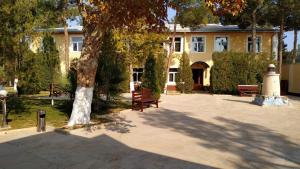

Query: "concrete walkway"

xmin=0 ymin=94 xmax=299 ymax=169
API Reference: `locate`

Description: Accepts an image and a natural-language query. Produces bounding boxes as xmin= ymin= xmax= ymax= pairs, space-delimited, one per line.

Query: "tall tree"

xmin=95 ymin=31 xmax=127 ymax=101
xmin=56 ymin=0 xmax=79 ymax=72
xmin=67 ymin=0 xmax=168 ymax=126
xmin=265 ymin=0 xmax=294 ymax=74
xmin=39 ymin=34 xmax=60 ymax=85
xmin=220 ymin=0 xmax=266 ymax=54
xmin=142 ymin=53 xmax=161 ymax=99
xmin=286 ymin=1 xmax=300 ymax=63
xmin=176 ymin=52 xmax=193 ymax=93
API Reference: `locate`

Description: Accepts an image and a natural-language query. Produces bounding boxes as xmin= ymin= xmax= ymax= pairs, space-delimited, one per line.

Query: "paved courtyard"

xmin=0 ymin=94 xmax=300 ymax=169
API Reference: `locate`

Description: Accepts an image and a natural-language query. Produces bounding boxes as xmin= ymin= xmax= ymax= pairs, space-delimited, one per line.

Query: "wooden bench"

xmin=237 ymin=85 xmax=258 ymax=96
xmin=49 ymin=83 xmax=63 ymax=97
xmin=132 ymin=88 xmax=158 ymax=112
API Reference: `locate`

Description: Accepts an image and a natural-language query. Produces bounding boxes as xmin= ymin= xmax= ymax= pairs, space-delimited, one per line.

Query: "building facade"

xmin=34 ymin=24 xmax=278 ymax=91
xmin=164 ymin=24 xmax=278 ymax=90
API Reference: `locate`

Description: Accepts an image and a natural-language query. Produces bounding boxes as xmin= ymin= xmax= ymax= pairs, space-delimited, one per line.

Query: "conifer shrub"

xmin=176 ymin=52 xmax=194 ymax=93
xmin=95 ymin=31 xmax=128 ymax=101
xmin=142 ymin=52 xmax=161 ymax=99
xmin=156 ymin=51 xmax=167 ymax=92
xmin=19 ymin=50 xmax=44 ymax=94
xmin=210 ymin=52 xmax=273 ymax=94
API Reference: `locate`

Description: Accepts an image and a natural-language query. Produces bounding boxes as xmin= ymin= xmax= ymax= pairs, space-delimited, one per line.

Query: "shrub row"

xmin=210 ymin=52 xmax=274 ymax=94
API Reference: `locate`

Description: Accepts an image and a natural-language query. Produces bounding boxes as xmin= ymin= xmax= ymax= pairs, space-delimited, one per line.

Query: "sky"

xmin=70 ymin=8 xmax=298 ymax=51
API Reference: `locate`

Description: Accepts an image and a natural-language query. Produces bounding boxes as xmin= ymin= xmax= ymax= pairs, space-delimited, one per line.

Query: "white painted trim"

xmin=190 ymin=35 xmax=206 ymax=53
xmin=172 ymin=36 xmax=184 ymax=54
xmin=213 ymin=35 xmax=230 ymax=52
xmin=246 ymin=35 xmax=263 ymax=53
xmin=69 ymin=35 xmax=84 ymax=53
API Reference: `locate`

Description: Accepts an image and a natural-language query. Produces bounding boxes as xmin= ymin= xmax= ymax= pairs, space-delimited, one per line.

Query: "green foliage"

xmin=19 ymin=50 xmax=44 ymax=94
xmin=95 ymin=31 xmax=128 ymax=101
xmin=156 ymin=51 xmax=167 ymax=92
xmin=0 ymin=66 xmax=5 ymax=83
xmin=67 ymin=59 xmax=78 ymax=98
xmin=210 ymin=52 xmax=274 ymax=94
xmin=176 ymin=52 xmax=193 ymax=93
xmin=142 ymin=52 xmax=161 ymax=99
xmin=38 ymin=34 xmax=60 ymax=87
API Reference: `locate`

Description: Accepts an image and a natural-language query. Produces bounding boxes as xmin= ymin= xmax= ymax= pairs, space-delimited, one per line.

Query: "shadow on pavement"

xmin=139 ymin=108 xmax=300 ymax=169
xmin=0 ymin=131 xmax=219 ymax=169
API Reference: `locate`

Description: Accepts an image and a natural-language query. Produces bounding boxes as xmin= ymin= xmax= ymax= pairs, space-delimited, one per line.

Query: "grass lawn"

xmin=0 ymin=94 xmax=131 ymax=130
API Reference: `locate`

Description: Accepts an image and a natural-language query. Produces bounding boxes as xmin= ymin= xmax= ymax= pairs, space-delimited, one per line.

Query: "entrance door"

xmin=192 ymin=69 xmax=203 ymax=90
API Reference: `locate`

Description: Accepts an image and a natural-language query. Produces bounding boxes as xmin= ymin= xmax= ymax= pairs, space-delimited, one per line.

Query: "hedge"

xmin=210 ymin=52 xmax=274 ymax=94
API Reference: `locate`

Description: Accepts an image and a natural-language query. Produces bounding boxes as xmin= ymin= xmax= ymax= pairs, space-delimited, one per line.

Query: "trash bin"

xmin=37 ymin=110 xmax=46 ymax=132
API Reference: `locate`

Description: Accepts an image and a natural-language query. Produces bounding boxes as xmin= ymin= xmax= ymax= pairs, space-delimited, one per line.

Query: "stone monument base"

xmin=253 ymin=95 xmax=289 ymax=106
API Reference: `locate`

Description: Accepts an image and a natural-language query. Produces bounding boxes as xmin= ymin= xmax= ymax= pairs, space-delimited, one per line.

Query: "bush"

xmin=19 ymin=50 xmax=44 ymax=94
xmin=156 ymin=51 xmax=167 ymax=92
xmin=95 ymin=31 xmax=128 ymax=101
xmin=210 ymin=52 xmax=274 ymax=94
xmin=67 ymin=59 xmax=78 ymax=98
xmin=0 ymin=66 xmax=5 ymax=84
xmin=142 ymin=52 xmax=161 ymax=99
xmin=176 ymin=52 xmax=193 ymax=93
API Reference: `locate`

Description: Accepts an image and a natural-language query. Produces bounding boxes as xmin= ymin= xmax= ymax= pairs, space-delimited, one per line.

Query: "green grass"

xmin=0 ymin=96 xmax=131 ymax=130
xmin=1 ymin=98 xmax=70 ymax=129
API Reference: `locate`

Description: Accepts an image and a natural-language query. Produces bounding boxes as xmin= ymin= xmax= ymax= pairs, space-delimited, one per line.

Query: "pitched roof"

xmin=46 ymin=24 xmax=278 ymax=34
xmin=166 ymin=24 xmax=278 ymax=33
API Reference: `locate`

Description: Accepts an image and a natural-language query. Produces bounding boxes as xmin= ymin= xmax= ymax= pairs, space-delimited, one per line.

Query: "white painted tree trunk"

xmin=67 ymin=86 xmax=94 ymax=126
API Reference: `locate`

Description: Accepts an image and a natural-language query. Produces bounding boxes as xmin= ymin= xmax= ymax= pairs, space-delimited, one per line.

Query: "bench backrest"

xmin=132 ymin=88 xmax=154 ymax=100
xmin=132 ymin=91 xmax=141 ymax=100
xmin=141 ymin=88 xmax=153 ymax=100
xmin=237 ymin=85 xmax=258 ymax=90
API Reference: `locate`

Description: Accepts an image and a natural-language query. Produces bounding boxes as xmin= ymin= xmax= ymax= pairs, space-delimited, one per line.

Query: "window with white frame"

xmin=168 ymin=68 xmax=178 ymax=82
xmin=191 ymin=36 xmax=205 ymax=52
xmin=170 ymin=37 xmax=182 ymax=52
xmin=133 ymin=68 xmax=143 ymax=82
xmin=214 ymin=36 xmax=228 ymax=52
xmin=72 ymin=37 xmax=83 ymax=51
xmin=247 ymin=36 xmax=262 ymax=53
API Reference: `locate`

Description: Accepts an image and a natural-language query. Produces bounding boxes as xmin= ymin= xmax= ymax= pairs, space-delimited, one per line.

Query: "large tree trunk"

xmin=278 ymin=16 xmax=284 ymax=75
xmin=251 ymin=10 xmax=257 ymax=55
xmin=165 ymin=12 xmax=177 ymax=94
xmin=293 ymin=29 xmax=297 ymax=64
xmin=67 ymin=24 xmax=101 ymax=126
xmin=63 ymin=19 xmax=70 ymax=72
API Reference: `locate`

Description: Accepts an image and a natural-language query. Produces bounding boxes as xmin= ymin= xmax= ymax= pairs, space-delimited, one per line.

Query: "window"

xmin=170 ymin=37 xmax=182 ymax=52
xmin=248 ymin=36 xmax=262 ymax=53
xmin=133 ymin=68 xmax=143 ymax=82
xmin=168 ymin=68 xmax=178 ymax=82
xmin=72 ymin=37 xmax=83 ymax=51
xmin=214 ymin=36 xmax=228 ymax=52
xmin=191 ymin=36 xmax=205 ymax=52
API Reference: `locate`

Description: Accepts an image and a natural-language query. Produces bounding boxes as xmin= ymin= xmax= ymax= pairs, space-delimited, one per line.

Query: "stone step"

xmin=166 ymin=91 xmax=181 ymax=95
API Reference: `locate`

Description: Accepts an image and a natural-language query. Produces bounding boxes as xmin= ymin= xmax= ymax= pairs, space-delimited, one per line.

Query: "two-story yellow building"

xmin=164 ymin=24 xmax=278 ymax=91
xmin=38 ymin=24 xmax=278 ymax=91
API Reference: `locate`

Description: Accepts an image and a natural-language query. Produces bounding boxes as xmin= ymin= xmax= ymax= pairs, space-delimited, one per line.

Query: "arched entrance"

xmin=191 ymin=61 xmax=209 ymax=90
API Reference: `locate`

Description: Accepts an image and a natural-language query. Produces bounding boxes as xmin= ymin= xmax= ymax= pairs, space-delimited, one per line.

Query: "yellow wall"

xmin=281 ymin=64 xmax=289 ymax=80
xmin=30 ymin=33 xmax=82 ymax=75
xmin=53 ymin=33 xmax=82 ymax=74
xmin=288 ymin=64 xmax=300 ymax=94
xmin=169 ymin=31 xmax=275 ymax=86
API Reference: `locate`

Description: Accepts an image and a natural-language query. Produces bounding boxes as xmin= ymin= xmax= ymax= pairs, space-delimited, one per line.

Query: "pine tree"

xmin=95 ymin=31 xmax=127 ymax=101
xmin=176 ymin=52 xmax=193 ymax=93
xmin=142 ymin=53 xmax=161 ymax=99
xmin=39 ymin=34 xmax=60 ymax=87
xmin=156 ymin=51 xmax=167 ymax=92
